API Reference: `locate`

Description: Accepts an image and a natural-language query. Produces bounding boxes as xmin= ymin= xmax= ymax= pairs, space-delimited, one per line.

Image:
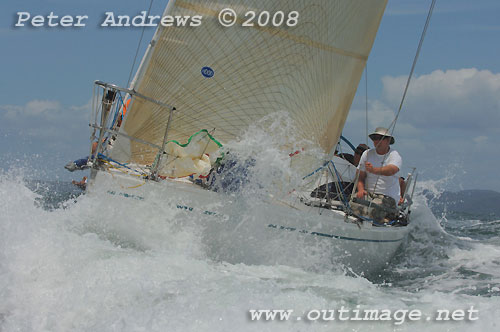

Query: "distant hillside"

xmin=425 ymin=189 xmax=500 ymax=219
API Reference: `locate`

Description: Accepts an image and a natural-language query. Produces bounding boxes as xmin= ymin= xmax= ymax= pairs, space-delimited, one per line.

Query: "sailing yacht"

xmin=84 ymin=0 xmax=416 ymax=273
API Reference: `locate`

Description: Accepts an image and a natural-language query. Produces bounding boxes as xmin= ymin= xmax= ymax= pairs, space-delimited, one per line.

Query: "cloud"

xmin=2 ymin=99 xmax=62 ymax=120
xmin=25 ymin=100 xmax=61 ymax=115
xmin=1 ymin=99 xmax=88 ymax=122
xmin=346 ymin=97 xmax=423 ymax=140
xmin=473 ymin=135 xmax=487 ymax=144
xmin=0 ymin=99 xmax=91 ymax=157
xmin=344 ymin=67 xmax=500 ymax=190
xmin=381 ymin=68 xmax=500 ymax=131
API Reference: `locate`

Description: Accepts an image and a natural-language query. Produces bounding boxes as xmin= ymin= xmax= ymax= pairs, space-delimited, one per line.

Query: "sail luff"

xmin=322 ymin=0 xmax=388 ymax=155
xmin=128 ymin=0 xmax=178 ymax=93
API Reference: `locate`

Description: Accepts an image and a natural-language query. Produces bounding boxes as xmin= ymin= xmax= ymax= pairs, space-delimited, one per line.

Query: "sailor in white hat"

xmin=354 ymin=127 xmax=403 ymax=221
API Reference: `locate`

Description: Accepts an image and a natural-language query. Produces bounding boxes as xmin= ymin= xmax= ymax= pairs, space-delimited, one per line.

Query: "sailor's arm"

xmin=356 ymin=170 xmax=367 ymax=198
xmin=365 ymin=162 xmax=399 ymax=176
xmin=399 ymin=177 xmax=406 ymax=205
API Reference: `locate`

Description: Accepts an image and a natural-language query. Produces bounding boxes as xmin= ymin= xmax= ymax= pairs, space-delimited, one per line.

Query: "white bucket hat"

xmin=369 ymin=127 xmax=395 ymax=144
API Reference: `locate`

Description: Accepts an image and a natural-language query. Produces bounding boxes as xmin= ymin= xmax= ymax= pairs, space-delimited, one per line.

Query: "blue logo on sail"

xmin=201 ymin=66 xmax=214 ymax=78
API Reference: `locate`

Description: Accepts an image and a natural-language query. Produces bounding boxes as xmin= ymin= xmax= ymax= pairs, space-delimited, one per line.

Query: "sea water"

xmin=1 ymin=169 xmax=499 ymax=332
xmin=1 ymin=111 xmax=500 ymax=332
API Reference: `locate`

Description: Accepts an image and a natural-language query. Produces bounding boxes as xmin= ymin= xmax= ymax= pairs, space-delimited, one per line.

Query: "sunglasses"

xmin=370 ymin=134 xmax=388 ymax=141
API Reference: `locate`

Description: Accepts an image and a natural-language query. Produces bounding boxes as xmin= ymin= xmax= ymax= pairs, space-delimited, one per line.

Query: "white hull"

xmin=88 ymin=169 xmax=411 ymax=274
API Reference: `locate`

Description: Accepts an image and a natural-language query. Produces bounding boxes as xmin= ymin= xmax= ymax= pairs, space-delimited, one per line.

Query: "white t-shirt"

xmin=357 ymin=149 xmax=402 ymax=202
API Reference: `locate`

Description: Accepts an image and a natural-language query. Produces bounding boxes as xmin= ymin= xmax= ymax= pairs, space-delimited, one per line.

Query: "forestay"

xmin=110 ymin=0 xmax=387 ymax=178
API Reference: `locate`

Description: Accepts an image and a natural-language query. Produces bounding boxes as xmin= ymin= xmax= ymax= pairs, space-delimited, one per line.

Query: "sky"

xmin=1 ymin=0 xmax=499 ymax=191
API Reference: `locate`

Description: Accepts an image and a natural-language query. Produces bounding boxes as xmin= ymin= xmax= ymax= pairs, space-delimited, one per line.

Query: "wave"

xmin=1 ymin=154 xmax=499 ymax=331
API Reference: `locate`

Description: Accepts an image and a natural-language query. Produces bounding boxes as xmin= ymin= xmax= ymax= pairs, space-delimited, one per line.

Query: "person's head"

xmin=353 ymin=144 xmax=369 ymax=166
xmin=369 ymin=127 xmax=394 ymax=153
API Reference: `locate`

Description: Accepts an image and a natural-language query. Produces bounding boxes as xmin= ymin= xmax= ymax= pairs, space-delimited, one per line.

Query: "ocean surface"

xmin=1 ymin=171 xmax=499 ymax=332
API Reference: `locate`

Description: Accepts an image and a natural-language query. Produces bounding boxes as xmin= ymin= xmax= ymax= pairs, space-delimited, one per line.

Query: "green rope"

xmin=165 ymin=129 xmax=223 ymax=148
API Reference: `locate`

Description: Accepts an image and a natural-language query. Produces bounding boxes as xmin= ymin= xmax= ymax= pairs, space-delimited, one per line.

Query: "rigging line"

xmin=126 ymin=0 xmax=155 ymax=88
xmin=200 ymin=128 xmax=217 ymax=157
xmin=388 ymin=0 xmax=437 ymax=133
xmin=370 ymin=0 xmax=436 ymax=197
xmin=328 ymin=161 xmax=350 ymax=210
xmin=365 ymin=65 xmax=369 ymax=145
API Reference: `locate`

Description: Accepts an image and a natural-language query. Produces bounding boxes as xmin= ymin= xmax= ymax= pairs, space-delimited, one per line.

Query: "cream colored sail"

xmin=111 ymin=0 xmax=387 ymax=177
